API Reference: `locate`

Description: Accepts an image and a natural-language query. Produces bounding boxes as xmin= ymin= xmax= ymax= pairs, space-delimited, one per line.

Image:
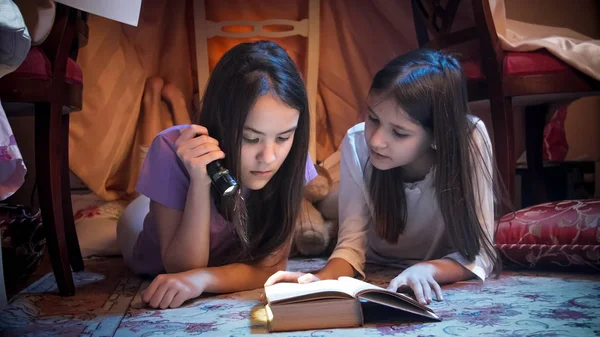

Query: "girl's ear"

xmin=429 ymin=133 xmax=436 ymax=150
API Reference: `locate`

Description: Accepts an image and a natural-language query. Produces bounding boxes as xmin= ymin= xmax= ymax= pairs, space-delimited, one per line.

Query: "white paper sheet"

xmin=54 ymin=0 xmax=142 ymax=26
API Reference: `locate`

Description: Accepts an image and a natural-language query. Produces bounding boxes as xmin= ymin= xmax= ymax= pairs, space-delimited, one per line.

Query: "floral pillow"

xmin=495 ymin=200 xmax=600 ymax=270
xmin=73 ymin=196 xmax=129 ymax=258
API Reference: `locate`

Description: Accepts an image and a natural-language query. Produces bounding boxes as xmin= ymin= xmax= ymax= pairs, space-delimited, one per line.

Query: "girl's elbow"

xmin=162 ymin=253 xmax=208 ymax=273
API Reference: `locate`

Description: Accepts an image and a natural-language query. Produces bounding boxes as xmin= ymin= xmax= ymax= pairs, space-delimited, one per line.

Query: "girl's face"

xmin=240 ymin=93 xmax=299 ymax=190
xmin=364 ymin=95 xmax=433 ymax=171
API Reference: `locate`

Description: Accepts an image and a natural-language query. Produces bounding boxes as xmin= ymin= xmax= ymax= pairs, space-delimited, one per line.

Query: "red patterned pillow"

xmin=495 ymin=200 xmax=600 ymax=270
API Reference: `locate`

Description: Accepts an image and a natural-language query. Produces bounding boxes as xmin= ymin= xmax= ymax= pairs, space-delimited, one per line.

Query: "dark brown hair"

xmin=367 ymin=49 xmax=502 ymax=274
xmin=196 ymin=41 xmax=309 ymax=264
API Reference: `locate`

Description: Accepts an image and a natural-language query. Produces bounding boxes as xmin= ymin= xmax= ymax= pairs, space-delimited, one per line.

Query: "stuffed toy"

xmin=292 ymin=165 xmax=339 ymax=257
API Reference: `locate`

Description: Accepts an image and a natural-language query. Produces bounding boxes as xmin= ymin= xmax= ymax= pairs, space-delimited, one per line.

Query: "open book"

xmin=264 ymin=276 xmax=440 ymax=332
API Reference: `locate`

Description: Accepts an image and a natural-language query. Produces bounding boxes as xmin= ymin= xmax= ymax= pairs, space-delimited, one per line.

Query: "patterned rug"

xmin=1 ymin=257 xmax=599 ymax=336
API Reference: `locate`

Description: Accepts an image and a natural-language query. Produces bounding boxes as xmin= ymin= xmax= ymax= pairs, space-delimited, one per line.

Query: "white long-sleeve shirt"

xmin=329 ymin=116 xmax=495 ymax=281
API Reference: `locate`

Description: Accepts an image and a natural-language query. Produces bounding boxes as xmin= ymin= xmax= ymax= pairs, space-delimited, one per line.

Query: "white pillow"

xmin=13 ymin=0 xmax=55 ymax=46
xmin=0 ymin=0 xmax=31 ymax=78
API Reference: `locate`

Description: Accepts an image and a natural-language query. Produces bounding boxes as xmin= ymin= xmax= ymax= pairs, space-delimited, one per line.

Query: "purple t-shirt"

xmin=131 ymin=125 xmax=317 ymax=275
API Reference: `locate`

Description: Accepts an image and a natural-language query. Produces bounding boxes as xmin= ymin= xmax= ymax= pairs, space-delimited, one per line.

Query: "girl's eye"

xmin=276 ymin=136 xmax=291 ymax=143
xmin=243 ymin=137 xmax=259 ymax=144
xmin=393 ymin=130 xmax=409 ymax=138
xmin=368 ymin=114 xmax=379 ymax=123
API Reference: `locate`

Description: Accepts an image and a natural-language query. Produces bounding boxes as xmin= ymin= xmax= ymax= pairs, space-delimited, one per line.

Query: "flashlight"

xmin=206 ymin=160 xmax=239 ymax=197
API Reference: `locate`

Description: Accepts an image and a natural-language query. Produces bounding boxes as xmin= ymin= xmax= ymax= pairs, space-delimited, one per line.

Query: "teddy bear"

xmin=292 ymin=165 xmax=339 ymax=257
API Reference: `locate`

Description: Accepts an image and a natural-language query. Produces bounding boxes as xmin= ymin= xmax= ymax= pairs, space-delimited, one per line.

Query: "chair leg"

xmin=490 ymin=96 xmax=516 ymax=214
xmin=34 ymin=102 xmax=75 ymax=296
xmin=0 ymin=230 xmax=7 ymax=309
xmin=595 ymin=161 xmax=600 ymax=199
xmin=524 ymin=104 xmax=549 ymax=205
xmin=61 ymin=113 xmax=84 ymax=272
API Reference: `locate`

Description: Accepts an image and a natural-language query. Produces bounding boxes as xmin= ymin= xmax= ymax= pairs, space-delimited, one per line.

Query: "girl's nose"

xmin=369 ymin=127 xmax=387 ymax=150
xmin=259 ymin=142 xmax=276 ymax=164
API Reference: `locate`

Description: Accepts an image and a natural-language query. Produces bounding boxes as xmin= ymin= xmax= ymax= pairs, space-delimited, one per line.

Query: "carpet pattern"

xmin=1 ymin=257 xmax=599 ymax=336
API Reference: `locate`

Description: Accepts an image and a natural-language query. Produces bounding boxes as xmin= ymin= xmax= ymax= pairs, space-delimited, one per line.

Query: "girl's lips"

xmin=251 ymin=170 xmax=272 ymax=177
xmin=370 ymin=149 xmax=389 ymax=160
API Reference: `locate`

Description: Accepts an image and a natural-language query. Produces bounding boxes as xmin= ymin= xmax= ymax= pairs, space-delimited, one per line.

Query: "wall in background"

xmin=5 ymin=0 xmax=599 ymax=207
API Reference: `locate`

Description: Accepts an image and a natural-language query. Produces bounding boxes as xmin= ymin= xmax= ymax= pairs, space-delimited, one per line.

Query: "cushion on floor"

xmin=495 ymin=199 xmax=600 ymax=270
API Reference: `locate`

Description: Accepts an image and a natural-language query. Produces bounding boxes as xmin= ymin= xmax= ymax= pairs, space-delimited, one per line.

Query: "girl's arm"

xmin=142 ymin=240 xmax=292 ymax=308
xmin=153 ymin=177 xmax=212 ymax=273
xmin=314 ymin=257 xmax=356 ymax=280
xmin=149 ymin=125 xmax=225 ymax=273
xmin=419 ymin=259 xmax=473 ymax=283
xmin=391 ymin=259 xmax=473 ymax=287
xmin=318 ymin=133 xmax=373 ymax=280
xmin=192 ymin=242 xmax=291 ymax=293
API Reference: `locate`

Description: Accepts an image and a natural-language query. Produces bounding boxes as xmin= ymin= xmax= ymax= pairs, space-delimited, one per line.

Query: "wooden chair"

xmin=412 ymin=0 xmax=600 ymax=211
xmin=0 ymin=4 xmax=88 ymax=296
xmin=193 ymin=0 xmax=320 ymax=162
xmin=0 ymin=232 xmax=6 ymax=308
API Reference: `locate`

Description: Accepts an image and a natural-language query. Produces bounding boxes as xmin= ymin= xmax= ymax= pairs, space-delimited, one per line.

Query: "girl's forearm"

xmin=163 ymin=179 xmax=212 ymax=272
xmin=190 ymin=261 xmax=286 ymax=293
xmin=315 ymin=258 xmax=357 ymax=280
xmin=419 ymin=259 xmax=473 ymax=284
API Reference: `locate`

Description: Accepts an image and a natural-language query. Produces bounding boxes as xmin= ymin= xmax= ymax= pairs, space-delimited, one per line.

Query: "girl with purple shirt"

xmin=117 ymin=41 xmax=317 ymax=309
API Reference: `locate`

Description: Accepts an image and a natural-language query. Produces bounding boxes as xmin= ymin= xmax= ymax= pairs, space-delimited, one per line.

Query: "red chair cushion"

xmin=503 ymin=51 xmax=567 ymax=76
xmin=495 ymin=200 xmax=600 ymax=270
xmin=461 ymin=50 xmax=568 ymax=80
xmin=5 ymin=47 xmax=83 ymax=85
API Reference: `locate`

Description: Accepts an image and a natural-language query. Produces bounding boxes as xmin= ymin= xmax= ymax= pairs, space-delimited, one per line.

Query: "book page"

xmin=265 ymin=280 xmax=355 ymax=304
xmin=337 ymin=276 xmax=389 ymax=296
xmin=338 ymin=276 xmax=429 ymax=311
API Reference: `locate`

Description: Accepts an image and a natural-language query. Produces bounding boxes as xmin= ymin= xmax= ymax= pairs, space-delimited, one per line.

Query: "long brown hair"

xmin=368 ymin=49 xmax=502 ymax=274
xmin=196 ymin=41 xmax=309 ymax=264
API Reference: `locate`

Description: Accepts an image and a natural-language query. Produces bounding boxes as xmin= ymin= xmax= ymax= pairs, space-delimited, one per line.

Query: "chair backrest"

xmin=412 ymin=0 xmax=464 ymax=48
xmin=193 ymin=0 xmax=320 ymax=162
xmin=412 ymin=0 xmax=508 ymax=101
xmin=411 ymin=0 xmax=504 ymax=80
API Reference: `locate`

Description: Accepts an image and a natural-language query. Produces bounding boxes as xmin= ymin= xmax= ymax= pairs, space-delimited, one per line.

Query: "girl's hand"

xmin=264 ymin=271 xmax=321 ymax=286
xmin=142 ymin=270 xmax=206 ymax=309
xmin=387 ymin=264 xmax=443 ymax=305
xmin=175 ymin=124 xmax=225 ymax=186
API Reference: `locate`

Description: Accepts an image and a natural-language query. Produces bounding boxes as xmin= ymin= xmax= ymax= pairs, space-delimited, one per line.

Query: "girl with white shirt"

xmin=266 ymin=49 xmax=502 ymax=306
